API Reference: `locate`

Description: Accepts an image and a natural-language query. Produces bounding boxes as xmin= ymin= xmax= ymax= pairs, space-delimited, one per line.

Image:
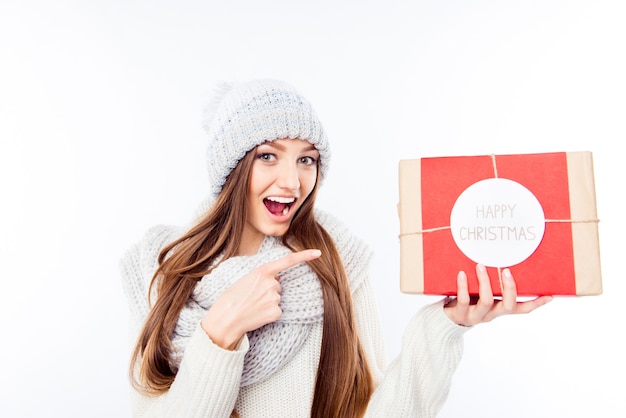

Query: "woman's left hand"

xmin=443 ymin=264 xmax=553 ymax=327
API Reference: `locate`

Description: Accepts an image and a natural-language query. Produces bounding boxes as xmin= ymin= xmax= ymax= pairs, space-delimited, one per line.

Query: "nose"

xmin=276 ymin=161 xmax=300 ymax=191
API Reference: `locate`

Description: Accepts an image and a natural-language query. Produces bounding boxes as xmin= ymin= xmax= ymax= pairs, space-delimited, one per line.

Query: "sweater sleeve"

xmin=120 ymin=225 xmax=247 ymax=417
xmin=354 ymin=279 xmax=469 ymax=418
xmin=130 ymin=327 xmax=249 ymax=418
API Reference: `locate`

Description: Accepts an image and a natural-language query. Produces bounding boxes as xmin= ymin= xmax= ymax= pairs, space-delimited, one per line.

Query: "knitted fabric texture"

xmin=120 ymin=208 xmax=372 ymax=387
xmin=171 ymin=236 xmax=323 ymax=386
xmin=203 ymin=79 xmax=331 ymax=197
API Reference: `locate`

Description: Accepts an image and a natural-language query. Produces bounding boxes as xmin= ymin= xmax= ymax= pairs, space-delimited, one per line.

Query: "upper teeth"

xmin=267 ymin=196 xmax=295 ymax=203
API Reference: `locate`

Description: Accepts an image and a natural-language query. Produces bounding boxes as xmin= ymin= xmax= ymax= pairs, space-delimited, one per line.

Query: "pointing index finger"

xmin=263 ymin=249 xmax=322 ymax=276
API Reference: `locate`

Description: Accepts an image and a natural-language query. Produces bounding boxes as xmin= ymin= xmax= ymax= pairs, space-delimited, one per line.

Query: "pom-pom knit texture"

xmin=203 ymin=79 xmax=331 ymax=197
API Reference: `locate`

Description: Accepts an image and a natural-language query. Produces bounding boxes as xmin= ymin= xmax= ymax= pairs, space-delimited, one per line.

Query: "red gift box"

xmin=398 ymin=151 xmax=602 ymax=296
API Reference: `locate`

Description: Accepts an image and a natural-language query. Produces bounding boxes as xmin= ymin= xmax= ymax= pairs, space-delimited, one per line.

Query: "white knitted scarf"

xmin=121 ymin=208 xmax=371 ymax=388
xmin=170 ymin=235 xmax=325 ymax=386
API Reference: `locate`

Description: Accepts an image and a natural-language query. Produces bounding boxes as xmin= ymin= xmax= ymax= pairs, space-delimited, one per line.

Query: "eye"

xmin=299 ymin=156 xmax=317 ymax=166
xmin=257 ymin=153 xmax=276 ymax=162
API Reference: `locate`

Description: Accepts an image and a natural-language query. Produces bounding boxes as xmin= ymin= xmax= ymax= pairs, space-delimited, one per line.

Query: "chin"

xmin=261 ymin=220 xmax=293 ymax=236
xmin=266 ymin=228 xmax=289 ymax=237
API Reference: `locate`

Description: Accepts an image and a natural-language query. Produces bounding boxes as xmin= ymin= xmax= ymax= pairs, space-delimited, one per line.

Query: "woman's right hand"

xmin=200 ymin=249 xmax=321 ymax=350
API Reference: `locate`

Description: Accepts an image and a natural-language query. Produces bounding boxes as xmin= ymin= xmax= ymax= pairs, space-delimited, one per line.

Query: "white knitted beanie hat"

xmin=203 ymin=79 xmax=331 ymax=197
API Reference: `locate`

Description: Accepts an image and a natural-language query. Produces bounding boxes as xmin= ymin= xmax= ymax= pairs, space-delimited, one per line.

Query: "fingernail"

xmin=503 ymin=268 xmax=512 ymax=279
xmin=477 ymin=264 xmax=486 ymax=272
xmin=310 ymin=249 xmax=321 ymax=258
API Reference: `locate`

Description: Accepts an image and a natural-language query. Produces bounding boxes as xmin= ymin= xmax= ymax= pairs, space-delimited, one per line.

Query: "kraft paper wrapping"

xmin=398 ymin=151 xmax=602 ymax=296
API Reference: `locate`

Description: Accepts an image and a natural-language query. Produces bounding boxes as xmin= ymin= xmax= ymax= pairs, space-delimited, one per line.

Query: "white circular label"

xmin=449 ymin=178 xmax=545 ymax=268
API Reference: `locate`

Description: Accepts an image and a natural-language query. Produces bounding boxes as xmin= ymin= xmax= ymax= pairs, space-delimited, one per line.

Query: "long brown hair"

xmin=129 ymin=146 xmax=374 ymax=416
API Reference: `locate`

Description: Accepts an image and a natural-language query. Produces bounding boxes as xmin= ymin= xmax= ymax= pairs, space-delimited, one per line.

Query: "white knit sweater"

xmin=120 ymin=209 xmax=468 ymax=417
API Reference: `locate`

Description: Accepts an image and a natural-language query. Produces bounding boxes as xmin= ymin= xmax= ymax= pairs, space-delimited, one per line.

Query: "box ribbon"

xmin=400 ymin=154 xmax=599 ymax=287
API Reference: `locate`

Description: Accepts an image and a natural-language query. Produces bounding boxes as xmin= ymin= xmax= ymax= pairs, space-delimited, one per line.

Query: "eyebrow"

xmin=261 ymin=141 xmax=317 ymax=152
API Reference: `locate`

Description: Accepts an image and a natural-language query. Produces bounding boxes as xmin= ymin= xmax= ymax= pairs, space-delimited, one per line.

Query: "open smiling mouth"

xmin=264 ymin=196 xmax=296 ymax=216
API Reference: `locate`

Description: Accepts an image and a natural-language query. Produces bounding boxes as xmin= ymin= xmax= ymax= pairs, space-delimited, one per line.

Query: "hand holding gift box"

xmin=398 ymin=151 xmax=602 ymax=296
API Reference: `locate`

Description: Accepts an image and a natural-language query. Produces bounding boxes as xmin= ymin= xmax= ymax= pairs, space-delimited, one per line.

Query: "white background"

xmin=1 ymin=1 xmax=624 ymax=417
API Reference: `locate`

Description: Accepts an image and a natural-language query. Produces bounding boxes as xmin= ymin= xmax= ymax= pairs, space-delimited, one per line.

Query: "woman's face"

xmin=239 ymin=138 xmax=319 ymax=255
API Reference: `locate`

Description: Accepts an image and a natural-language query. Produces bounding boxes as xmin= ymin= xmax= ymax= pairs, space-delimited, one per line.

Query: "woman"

xmin=120 ymin=79 xmax=551 ymax=417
